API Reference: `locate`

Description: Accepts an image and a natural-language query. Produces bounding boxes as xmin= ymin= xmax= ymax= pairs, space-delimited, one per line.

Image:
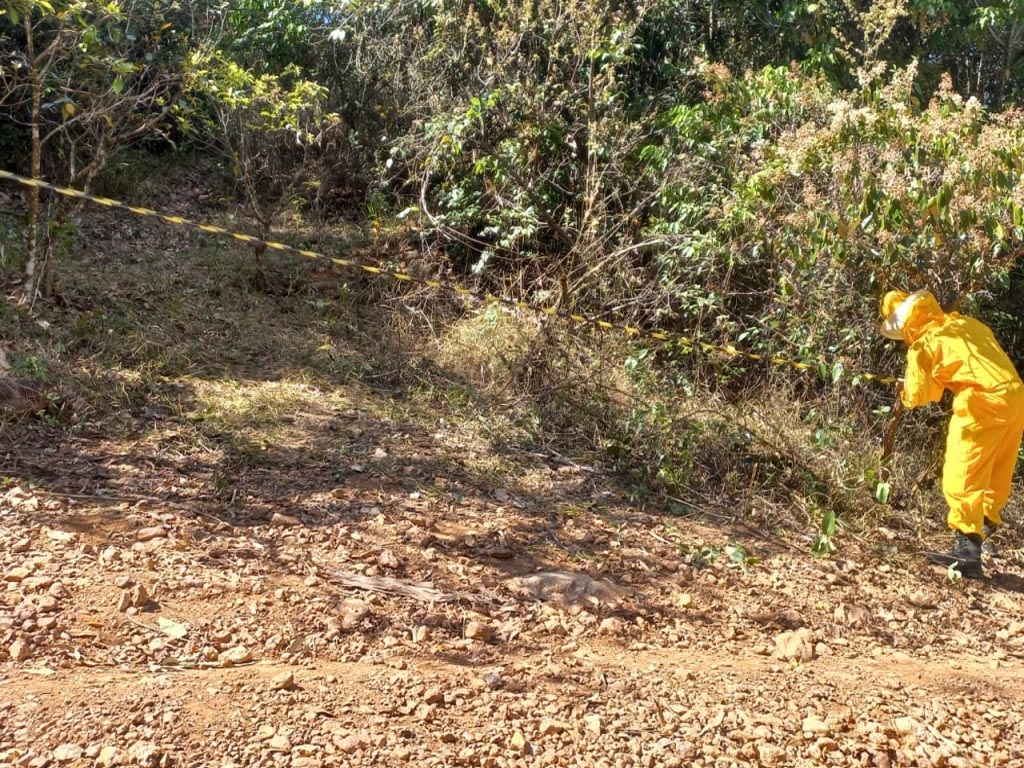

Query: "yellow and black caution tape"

xmin=0 ymin=169 xmax=899 ymax=386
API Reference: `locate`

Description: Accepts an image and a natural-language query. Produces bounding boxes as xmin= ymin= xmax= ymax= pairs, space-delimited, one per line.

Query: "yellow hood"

xmin=899 ymin=290 xmax=947 ymax=344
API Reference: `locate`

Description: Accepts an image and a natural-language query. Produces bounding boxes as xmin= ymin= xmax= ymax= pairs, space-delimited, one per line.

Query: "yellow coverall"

xmin=888 ymin=291 xmax=1024 ymax=537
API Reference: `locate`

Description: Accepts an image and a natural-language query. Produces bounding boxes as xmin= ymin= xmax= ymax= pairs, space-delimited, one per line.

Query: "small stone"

xmin=130 ymin=741 xmax=161 ymax=768
xmin=465 ymin=620 xmax=494 ymax=642
xmin=270 ymin=512 xmax=301 ymax=527
xmin=268 ymin=735 xmax=292 ymax=752
xmin=291 ymin=759 xmax=322 ymax=768
xmin=35 ymin=595 xmax=59 ymax=613
xmin=412 ymin=625 xmax=430 ymax=643
xmin=423 ymin=687 xmax=444 ymax=705
xmin=12 ymin=537 xmax=31 ymax=553
xmin=218 ymin=646 xmax=253 ymax=666
xmin=46 ymin=528 xmax=75 ymax=543
xmin=116 ymin=591 xmax=133 ymax=613
xmin=53 ymin=743 xmax=84 ymax=763
xmin=757 ymin=744 xmax=787 ymax=766
xmin=48 ymin=581 xmax=69 ymax=599
xmin=893 ymin=716 xmax=916 ymax=734
xmin=599 ymin=617 xmax=625 ymax=634
xmin=8 ymin=639 xmax=30 ymax=661
xmin=97 ymin=745 xmax=122 ymax=766
xmin=802 ymin=715 xmax=830 ymax=735
xmin=392 ymin=746 xmax=412 ymax=762
xmin=339 ymin=600 xmax=370 ymax=630
xmin=335 ymin=734 xmax=367 ymax=755
xmin=510 ymin=730 xmax=528 ymax=751
xmin=583 ymin=714 xmax=602 ymax=735
xmin=270 ymin=670 xmax=294 ymax=690
xmin=129 ymin=583 xmax=150 ymax=609
xmin=775 ymin=629 xmax=815 ymax=662
xmin=22 ymin=575 xmax=53 ymax=592
xmin=136 ymin=526 xmax=168 ymax=542
xmin=4 ymin=566 xmax=30 ymax=582
xmin=538 ymin=718 xmax=568 ymax=736
xmin=480 ymin=671 xmax=502 ymax=690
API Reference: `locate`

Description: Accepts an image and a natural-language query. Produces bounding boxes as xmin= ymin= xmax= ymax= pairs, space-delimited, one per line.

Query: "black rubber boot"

xmin=982 ymin=520 xmax=1000 ymax=558
xmin=928 ymin=531 xmax=984 ymax=579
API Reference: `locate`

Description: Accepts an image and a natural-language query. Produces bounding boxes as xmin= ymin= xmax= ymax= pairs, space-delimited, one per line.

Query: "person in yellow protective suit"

xmin=880 ymin=289 xmax=1024 ymax=578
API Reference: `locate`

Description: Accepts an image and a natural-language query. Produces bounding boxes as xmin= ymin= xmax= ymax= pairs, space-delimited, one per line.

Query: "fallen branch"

xmin=315 ymin=563 xmax=489 ymax=605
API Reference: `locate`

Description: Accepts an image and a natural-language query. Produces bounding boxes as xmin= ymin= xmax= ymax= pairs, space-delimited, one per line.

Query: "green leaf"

xmin=874 ymin=481 xmax=891 ymax=504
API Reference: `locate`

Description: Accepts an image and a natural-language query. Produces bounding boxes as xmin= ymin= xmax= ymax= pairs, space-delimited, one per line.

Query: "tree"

xmin=181 ymin=48 xmax=341 ymax=288
xmin=0 ymin=0 xmax=181 ymax=301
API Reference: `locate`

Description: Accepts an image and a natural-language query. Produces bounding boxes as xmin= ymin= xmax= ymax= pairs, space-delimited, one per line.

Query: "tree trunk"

xmin=21 ymin=14 xmax=44 ymax=305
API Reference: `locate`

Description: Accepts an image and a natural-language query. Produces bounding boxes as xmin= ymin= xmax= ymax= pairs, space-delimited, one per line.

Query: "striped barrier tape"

xmin=0 ymin=169 xmax=899 ymax=386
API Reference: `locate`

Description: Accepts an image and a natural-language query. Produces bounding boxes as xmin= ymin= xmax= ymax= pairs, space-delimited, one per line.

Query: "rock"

xmin=423 ymin=687 xmax=444 ymax=705
xmin=583 ymin=714 xmax=602 ymax=735
xmin=4 ymin=566 xmax=30 ymax=582
xmin=392 ymin=746 xmax=412 ymax=762
xmin=8 ymin=639 xmax=30 ymax=661
xmin=774 ymin=628 xmax=815 ymax=662
xmin=893 ymin=716 xmax=916 ymax=734
xmin=291 ymin=759 xmax=322 ymax=768
xmin=599 ymin=617 xmax=625 ymax=635
xmin=335 ymin=734 xmax=367 ymax=755
xmin=48 ymin=581 xmax=69 ymax=599
xmin=218 ymin=646 xmax=253 ymax=666
xmin=96 ymin=745 xmax=122 ymax=766
xmin=130 ymin=741 xmax=161 ymax=768
xmin=270 ymin=670 xmax=294 ymax=690
xmin=339 ymin=600 xmax=370 ymax=630
xmin=465 ymin=620 xmax=494 ymax=642
xmin=757 ymin=744 xmax=787 ymax=766
xmin=802 ymin=715 xmax=830 ymax=736
xmin=21 ymin=575 xmax=53 ymax=592
xmin=268 ymin=735 xmax=292 ymax=752
xmin=538 ymin=719 xmax=568 ymax=736
xmin=481 ymin=671 xmax=502 ymax=689
xmin=412 ymin=625 xmax=430 ymax=643
xmin=35 ymin=595 xmax=59 ymax=613
xmin=270 ymin=511 xmax=301 ymax=527
xmin=136 ymin=526 xmax=168 ymax=542
xmin=131 ymin=583 xmax=150 ymax=608
xmin=53 ymin=743 xmax=83 ymax=763
xmin=510 ymin=730 xmax=528 ymax=752
xmin=116 ymin=591 xmax=133 ymax=613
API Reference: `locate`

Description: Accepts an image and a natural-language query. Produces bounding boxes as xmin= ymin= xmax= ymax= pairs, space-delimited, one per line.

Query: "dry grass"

xmin=0 ymin=158 xmax=1004 ymax=556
